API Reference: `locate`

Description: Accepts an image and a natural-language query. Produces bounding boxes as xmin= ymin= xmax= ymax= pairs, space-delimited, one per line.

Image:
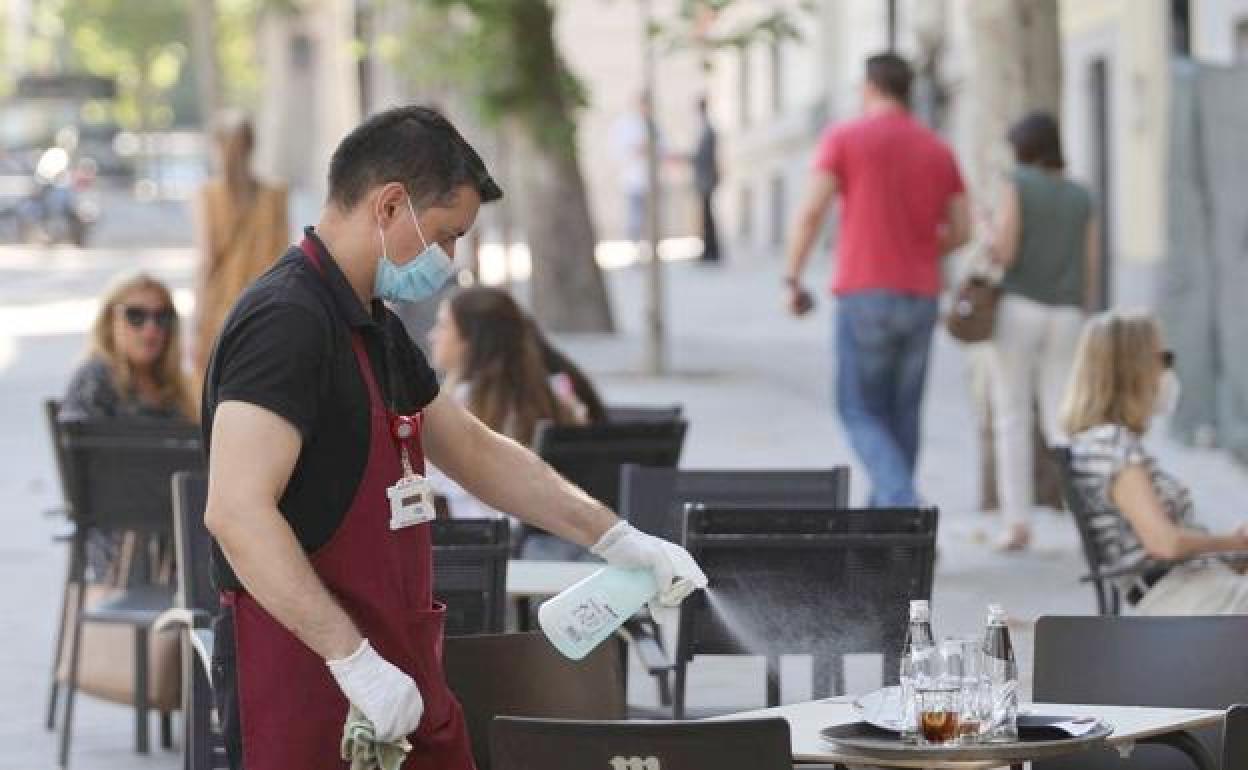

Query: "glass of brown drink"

xmin=916 ymin=686 xmax=960 ymax=745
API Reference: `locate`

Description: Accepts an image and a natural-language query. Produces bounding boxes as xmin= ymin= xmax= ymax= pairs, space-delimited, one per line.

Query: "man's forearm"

xmin=784 ymin=214 xmax=820 ymax=280
xmin=210 ymin=503 xmax=362 ymax=660
xmin=459 ymin=429 xmax=617 ymax=547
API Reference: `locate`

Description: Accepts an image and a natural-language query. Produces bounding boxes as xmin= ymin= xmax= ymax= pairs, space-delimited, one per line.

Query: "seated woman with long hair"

xmin=61 ymin=271 xmax=194 ymax=577
xmin=63 ymin=271 xmax=194 ymax=421
xmin=1064 ymin=311 xmax=1248 ymax=614
xmin=427 ymin=287 xmax=587 ymax=555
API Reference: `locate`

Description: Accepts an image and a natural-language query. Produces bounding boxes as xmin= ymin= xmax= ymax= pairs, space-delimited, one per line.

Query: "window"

xmin=1170 ymin=0 xmax=1192 ymax=56
xmin=737 ymin=46 xmax=752 ymax=128
xmin=769 ymin=39 xmax=785 ymax=115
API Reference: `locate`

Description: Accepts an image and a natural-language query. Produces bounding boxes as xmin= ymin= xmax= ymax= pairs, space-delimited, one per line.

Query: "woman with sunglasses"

xmin=1064 ymin=311 xmax=1248 ymax=614
xmin=62 ymin=271 xmax=195 ymax=421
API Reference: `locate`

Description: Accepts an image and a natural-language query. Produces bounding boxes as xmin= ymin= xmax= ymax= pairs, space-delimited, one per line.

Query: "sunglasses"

xmin=1159 ymin=350 xmax=1175 ymax=369
xmin=120 ymin=305 xmax=175 ymax=331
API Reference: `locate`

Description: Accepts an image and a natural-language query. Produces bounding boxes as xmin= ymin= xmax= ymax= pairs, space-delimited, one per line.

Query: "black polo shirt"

xmin=202 ymin=228 xmax=440 ymax=591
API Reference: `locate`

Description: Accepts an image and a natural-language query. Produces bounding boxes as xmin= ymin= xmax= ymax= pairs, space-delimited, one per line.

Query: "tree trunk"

xmin=962 ymin=0 xmax=1064 ymax=512
xmin=507 ymin=0 xmax=613 ymax=333
xmin=516 ymin=126 xmax=614 ymax=332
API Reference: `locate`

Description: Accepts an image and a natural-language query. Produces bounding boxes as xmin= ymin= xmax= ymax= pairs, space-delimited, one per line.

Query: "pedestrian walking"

xmin=191 ymin=112 xmax=289 ymax=379
xmin=611 ymin=92 xmax=660 ymax=244
xmin=986 ymin=112 xmax=1100 ymax=551
xmin=691 ymin=96 xmax=721 ymax=263
xmin=783 ymin=52 xmax=970 ymax=507
xmin=200 ymin=106 xmax=705 ymax=770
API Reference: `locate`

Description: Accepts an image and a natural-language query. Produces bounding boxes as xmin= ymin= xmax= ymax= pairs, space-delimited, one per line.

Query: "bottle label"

xmin=558 ymin=592 xmax=623 ymax=646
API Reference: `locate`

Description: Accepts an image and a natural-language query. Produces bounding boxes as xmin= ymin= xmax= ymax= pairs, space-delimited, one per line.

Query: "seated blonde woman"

xmin=1064 ymin=311 xmax=1248 ymax=614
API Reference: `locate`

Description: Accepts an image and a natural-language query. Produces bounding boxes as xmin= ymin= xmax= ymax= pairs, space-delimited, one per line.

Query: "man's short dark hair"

xmin=1008 ymin=111 xmax=1065 ymax=170
xmin=865 ymin=52 xmax=914 ymax=105
xmin=327 ymin=105 xmax=503 ymax=210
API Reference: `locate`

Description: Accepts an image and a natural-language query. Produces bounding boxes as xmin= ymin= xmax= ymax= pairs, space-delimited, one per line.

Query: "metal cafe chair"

xmin=1034 ymin=615 xmax=1248 ymax=770
xmin=167 ymin=471 xmax=229 ymax=770
xmin=617 ymin=465 xmax=851 ymax=707
xmin=618 ymin=465 xmax=851 ymax=544
xmin=1223 ymin=704 xmax=1248 ymax=770
xmin=1050 ymin=446 xmax=1248 ymax=616
xmin=433 ymin=518 xmax=511 ymax=636
xmin=604 ymin=404 xmax=684 ymax=424
xmin=490 ymin=716 xmax=793 ymax=770
xmin=444 ymin=631 xmax=626 ymax=770
xmin=673 ymin=504 xmax=938 ymax=719
xmin=53 ymin=417 xmax=203 ymax=767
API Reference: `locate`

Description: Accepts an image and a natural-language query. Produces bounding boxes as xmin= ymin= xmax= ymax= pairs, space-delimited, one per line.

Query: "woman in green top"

xmin=986 ymin=112 xmax=1101 ymax=551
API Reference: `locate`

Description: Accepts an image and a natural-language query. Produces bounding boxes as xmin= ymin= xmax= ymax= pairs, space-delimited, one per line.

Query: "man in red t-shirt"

xmin=783 ymin=52 xmax=969 ymax=506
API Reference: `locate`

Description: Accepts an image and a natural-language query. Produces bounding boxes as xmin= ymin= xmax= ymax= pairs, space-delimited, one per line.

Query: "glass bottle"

xmin=981 ymin=603 xmax=1019 ymax=742
xmin=898 ymin=599 xmax=935 ymax=742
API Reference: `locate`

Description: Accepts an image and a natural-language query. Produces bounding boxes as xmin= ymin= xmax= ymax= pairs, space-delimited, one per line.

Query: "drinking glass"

xmin=916 ymin=686 xmax=961 ymax=745
xmin=951 ymin=637 xmax=990 ymax=743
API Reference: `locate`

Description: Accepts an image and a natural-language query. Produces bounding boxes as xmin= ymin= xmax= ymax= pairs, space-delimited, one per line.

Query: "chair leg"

xmin=58 ymin=595 xmax=88 ymax=767
xmin=47 ymin=542 xmax=81 ymax=731
xmin=160 ymin=711 xmax=173 ymax=750
xmin=134 ymin=627 xmax=150 ymax=754
xmin=766 ymin=655 xmax=781 ymax=707
xmin=672 ymin=661 xmax=688 ymax=720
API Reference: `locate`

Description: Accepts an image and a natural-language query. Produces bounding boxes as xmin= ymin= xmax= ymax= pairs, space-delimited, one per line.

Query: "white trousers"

xmin=1134 ymin=561 xmax=1248 ymax=615
xmin=987 ymin=294 xmax=1085 ymax=524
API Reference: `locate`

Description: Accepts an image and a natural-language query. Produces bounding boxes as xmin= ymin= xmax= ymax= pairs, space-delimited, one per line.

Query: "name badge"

xmin=386 ymin=474 xmax=435 ymax=530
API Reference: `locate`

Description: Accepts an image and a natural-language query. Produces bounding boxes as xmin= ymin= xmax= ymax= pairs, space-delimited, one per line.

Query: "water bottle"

xmin=898 ymin=599 xmax=935 ymax=742
xmin=981 ymin=604 xmax=1019 ymax=742
xmin=538 ymin=567 xmax=658 ymax=660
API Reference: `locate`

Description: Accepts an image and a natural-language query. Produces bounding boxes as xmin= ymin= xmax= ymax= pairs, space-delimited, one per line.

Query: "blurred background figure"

xmin=1065 ymin=312 xmax=1248 ymax=614
xmin=190 ymin=112 xmax=288 ymax=378
xmin=691 ymin=96 xmax=720 ymax=264
xmin=426 ymin=287 xmax=588 ymax=538
xmin=62 ymin=271 xmax=194 ymax=423
xmin=611 ymin=92 xmax=660 ymax=245
xmin=986 ymin=112 xmax=1099 ymax=551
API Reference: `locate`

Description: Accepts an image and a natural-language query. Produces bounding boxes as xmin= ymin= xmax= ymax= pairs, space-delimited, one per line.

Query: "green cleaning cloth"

xmin=340 ymin=705 xmax=412 ymax=770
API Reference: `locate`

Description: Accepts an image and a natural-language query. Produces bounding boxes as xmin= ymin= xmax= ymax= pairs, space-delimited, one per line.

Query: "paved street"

xmin=2 ymin=236 xmax=1245 ymax=768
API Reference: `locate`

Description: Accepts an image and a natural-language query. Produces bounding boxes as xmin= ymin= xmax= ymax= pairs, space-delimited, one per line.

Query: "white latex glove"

xmin=327 ymin=639 xmax=424 ymax=743
xmin=591 ymin=521 xmax=708 ymax=605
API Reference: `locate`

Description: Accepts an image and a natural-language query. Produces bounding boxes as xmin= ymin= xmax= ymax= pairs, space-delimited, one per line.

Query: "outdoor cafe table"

xmin=718 ymin=698 xmax=1224 ymax=769
xmin=505 ymin=559 xmax=600 ymax=598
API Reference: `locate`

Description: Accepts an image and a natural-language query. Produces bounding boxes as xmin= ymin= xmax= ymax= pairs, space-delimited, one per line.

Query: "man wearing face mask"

xmin=200 ymin=106 xmax=708 ymax=770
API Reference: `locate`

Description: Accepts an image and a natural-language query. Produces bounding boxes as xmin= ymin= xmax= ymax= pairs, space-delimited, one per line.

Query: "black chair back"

xmin=445 ymin=632 xmax=626 ymax=770
xmin=491 ymin=716 xmax=792 ymax=770
xmin=433 ymin=519 xmax=511 ymax=636
xmin=57 ymin=418 xmax=203 ymax=537
xmin=677 ymin=504 xmax=937 ymax=706
xmin=1050 ymin=446 xmax=1123 ymax=615
xmin=605 ymin=404 xmax=684 ymax=423
xmin=1034 ymin=615 xmax=1248 ymax=770
xmin=171 ymin=472 xmax=216 ymax=617
xmin=533 ymin=420 xmax=687 ymax=511
xmin=1225 ymin=704 xmax=1248 ymax=770
xmin=44 ymin=400 xmax=74 ymax=512
xmin=619 ymin=465 xmax=850 ymax=543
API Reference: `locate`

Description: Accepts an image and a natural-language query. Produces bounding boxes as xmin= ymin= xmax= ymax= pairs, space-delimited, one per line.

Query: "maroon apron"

xmin=220 ymin=239 xmax=475 ymax=770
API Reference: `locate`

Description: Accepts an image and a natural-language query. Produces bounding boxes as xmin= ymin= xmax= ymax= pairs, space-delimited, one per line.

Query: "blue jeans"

xmin=835 ymin=291 xmax=939 ymax=507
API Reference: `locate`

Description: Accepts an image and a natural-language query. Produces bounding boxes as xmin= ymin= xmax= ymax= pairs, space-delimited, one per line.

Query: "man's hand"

xmin=785 ymin=280 xmax=815 ymax=317
xmin=327 ymin=640 xmax=425 ymax=742
xmin=591 ymin=522 xmax=708 ymax=605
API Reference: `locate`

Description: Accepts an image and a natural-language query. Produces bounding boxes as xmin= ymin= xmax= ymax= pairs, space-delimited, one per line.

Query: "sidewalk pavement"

xmin=2 ymin=245 xmax=1245 ymax=768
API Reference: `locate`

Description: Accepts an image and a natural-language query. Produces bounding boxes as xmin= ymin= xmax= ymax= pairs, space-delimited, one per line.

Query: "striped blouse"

xmin=1069 ymin=424 xmax=1199 ymax=584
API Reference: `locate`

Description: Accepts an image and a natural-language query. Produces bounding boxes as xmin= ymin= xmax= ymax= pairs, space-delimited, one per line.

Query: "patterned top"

xmin=1069 ymin=424 xmax=1201 ymax=584
xmin=60 ymin=356 xmax=184 ymax=421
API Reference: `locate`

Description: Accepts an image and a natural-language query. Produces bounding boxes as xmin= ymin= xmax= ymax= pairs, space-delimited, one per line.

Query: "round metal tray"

xmin=819 ymin=719 xmax=1113 ymax=763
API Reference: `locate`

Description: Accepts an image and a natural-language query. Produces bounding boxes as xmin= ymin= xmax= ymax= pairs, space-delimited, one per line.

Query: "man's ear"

xmin=373 ymin=183 xmax=405 ymax=226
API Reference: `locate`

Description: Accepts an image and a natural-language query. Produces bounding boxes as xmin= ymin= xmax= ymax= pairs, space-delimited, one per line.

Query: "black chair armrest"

xmin=617 ymin=615 xmax=674 ymax=674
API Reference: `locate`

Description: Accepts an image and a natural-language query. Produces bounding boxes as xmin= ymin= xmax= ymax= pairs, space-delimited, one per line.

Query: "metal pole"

xmin=641 ymin=0 xmax=665 ymax=375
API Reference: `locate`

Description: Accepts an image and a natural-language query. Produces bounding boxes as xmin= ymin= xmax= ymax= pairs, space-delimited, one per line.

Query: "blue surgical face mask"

xmin=373 ymin=196 xmax=454 ymax=303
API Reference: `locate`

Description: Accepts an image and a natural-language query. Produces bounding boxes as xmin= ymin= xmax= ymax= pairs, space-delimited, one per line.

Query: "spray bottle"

xmin=539 ymin=567 xmax=660 ymax=660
